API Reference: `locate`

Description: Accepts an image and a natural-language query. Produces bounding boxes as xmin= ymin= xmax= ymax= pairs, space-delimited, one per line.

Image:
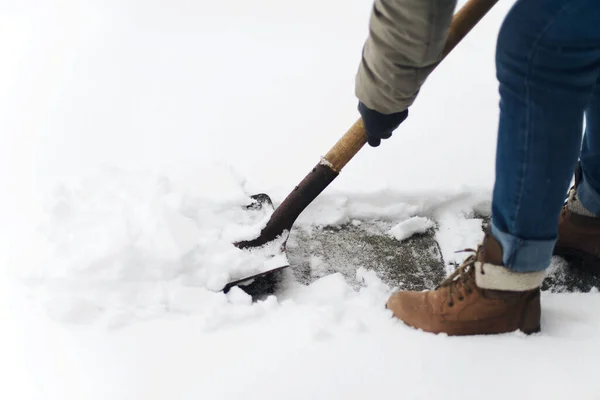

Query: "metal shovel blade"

xmin=225 ymin=193 xmax=290 ymax=295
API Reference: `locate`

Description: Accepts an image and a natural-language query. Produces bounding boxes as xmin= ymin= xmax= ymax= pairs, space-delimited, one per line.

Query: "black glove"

xmin=358 ymin=102 xmax=408 ymax=147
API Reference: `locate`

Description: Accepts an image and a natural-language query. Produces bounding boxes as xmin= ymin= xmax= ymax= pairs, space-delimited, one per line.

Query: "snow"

xmin=389 ymin=217 xmax=435 ymax=241
xmin=44 ymin=168 xmax=288 ymax=286
xmin=6 ymin=272 xmax=600 ymax=399
xmin=1 ymin=0 xmax=600 ymax=399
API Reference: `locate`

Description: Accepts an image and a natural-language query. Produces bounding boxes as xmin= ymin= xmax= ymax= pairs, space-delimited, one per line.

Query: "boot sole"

xmin=553 ymin=247 xmax=600 ymax=269
xmin=522 ymin=324 xmax=541 ymax=335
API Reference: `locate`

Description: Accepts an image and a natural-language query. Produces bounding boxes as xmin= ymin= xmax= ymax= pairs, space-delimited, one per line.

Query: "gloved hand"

xmin=358 ymin=102 xmax=409 ymax=147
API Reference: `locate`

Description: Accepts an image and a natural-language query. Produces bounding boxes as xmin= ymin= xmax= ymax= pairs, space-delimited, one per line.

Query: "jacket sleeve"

xmin=355 ymin=0 xmax=457 ymax=114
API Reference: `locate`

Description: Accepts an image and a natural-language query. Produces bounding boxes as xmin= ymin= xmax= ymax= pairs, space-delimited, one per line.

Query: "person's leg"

xmin=554 ymin=81 xmax=600 ymax=267
xmin=491 ymin=0 xmax=600 ymax=272
xmin=579 ymin=84 xmax=600 ymax=215
xmin=386 ymin=0 xmax=600 ymax=336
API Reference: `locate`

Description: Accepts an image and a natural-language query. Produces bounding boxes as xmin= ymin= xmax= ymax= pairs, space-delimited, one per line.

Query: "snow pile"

xmin=388 ymin=216 xmax=435 ymax=241
xmin=15 ymin=167 xmax=290 ymax=325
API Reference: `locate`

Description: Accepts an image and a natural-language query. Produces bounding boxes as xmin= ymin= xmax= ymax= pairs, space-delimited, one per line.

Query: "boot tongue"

xmin=478 ymin=234 xmax=504 ymax=266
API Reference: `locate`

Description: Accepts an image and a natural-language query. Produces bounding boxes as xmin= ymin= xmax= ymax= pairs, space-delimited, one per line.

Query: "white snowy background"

xmin=1 ymin=0 xmax=599 ymax=399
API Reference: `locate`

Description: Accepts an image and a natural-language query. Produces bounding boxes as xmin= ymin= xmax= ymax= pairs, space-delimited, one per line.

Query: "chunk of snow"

xmin=297 ymin=273 xmax=351 ymax=305
xmin=226 ymin=286 xmax=252 ymax=306
xmin=388 ymin=217 xmax=435 ymax=241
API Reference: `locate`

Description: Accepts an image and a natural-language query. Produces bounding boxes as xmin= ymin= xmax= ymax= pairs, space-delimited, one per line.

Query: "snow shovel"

xmin=225 ymin=0 xmax=500 ymax=293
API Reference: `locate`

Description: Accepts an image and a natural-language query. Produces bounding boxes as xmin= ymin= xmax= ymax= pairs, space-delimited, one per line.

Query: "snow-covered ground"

xmin=1 ymin=0 xmax=599 ymax=399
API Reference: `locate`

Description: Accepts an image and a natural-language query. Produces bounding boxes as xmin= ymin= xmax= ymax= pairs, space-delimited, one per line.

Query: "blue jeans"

xmin=491 ymin=0 xmax=600 ymax=272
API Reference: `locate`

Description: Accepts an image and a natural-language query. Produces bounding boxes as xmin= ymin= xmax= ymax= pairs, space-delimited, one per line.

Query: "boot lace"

xmin=437 ymin=249 xmax=482 ymax=307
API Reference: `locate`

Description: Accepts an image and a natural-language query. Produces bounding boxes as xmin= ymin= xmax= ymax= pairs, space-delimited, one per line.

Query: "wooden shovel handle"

xmin=324 ymin=0 xmax=500 ymax=172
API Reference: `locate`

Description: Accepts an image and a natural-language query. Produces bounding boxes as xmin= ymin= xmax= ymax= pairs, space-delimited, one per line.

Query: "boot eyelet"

xmin=458 ymin=296 xmax=464 ymax=301
xmin=448 ymin=302 xmax=454 ymax=307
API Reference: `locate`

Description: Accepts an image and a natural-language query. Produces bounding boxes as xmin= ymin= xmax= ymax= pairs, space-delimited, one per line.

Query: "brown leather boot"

xmin=554 ymin=190 xmax=600 ymax=269
xmin=386 ymin=234 xmax=544 ymax=336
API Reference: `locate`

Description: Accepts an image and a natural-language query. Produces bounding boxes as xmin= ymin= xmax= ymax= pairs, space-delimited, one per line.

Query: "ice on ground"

xmin=388 ymin=216 xmax=435 ymax=241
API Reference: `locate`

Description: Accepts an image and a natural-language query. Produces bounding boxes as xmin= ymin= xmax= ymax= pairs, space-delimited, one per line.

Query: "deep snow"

xmin=1 ymin=0 xmax=600 ymax=399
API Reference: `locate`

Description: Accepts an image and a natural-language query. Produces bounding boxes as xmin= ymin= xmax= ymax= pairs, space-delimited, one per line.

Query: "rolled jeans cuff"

xmin=578 ymin=170 xmax=600 ymax=216
xmin=490 ymin=222 xmax=555 ymax=272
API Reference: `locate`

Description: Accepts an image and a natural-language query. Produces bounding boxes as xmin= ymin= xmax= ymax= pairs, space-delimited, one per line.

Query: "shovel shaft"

xmin=443 ymin=0 xmax=500 ymax=57
xmin=237 ymin=162 xmax=338 ymax=248
xmin=237 ymin=0 xmax=499 ymax=249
